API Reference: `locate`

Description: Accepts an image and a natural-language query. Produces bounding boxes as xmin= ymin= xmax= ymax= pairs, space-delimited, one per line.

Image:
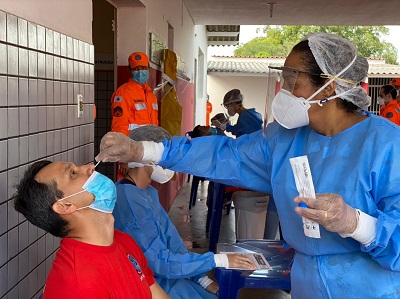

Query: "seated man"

xmin=14 ymin=160 xmax=170 ymax=299
xmin=191 ymin=113 xmax=229 ymax=138
xmin=113 ymin=125 xmax=256 ymax=299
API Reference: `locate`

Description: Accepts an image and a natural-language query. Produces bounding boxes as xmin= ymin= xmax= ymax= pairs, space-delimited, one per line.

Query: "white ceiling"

xmin=183 ymin=0 xmax=400 ymax=26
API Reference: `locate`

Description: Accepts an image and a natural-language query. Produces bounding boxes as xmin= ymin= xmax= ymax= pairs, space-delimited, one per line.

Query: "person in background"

xmin=206 ymin=94 xmax=213 ymax=126
xmin=378 ymin=84 xmax=400 ymax=125
xmin=110 ymin=51 xmax=159 ymax=179
xmin=97 ymin=32 xmax=400 ymax=298
xmin=191 ymin=113 xmax=229 ymax=138
xmin=390 ymin=78 xmax=400 ymax=101
xmin=212 ymin=89 xmax=262 ymax=137
xmin=13 ymin=160 xmax=170 ymax=299
xmin=113 ymin=125 xmax=256 ymax=299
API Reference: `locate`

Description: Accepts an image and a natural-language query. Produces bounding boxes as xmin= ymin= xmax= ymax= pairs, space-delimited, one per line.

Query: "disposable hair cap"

xmin=306 ymin=32 xmax=370 ymax=110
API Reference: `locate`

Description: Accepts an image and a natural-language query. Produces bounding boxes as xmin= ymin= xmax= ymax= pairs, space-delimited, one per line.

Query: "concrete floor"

xmin=168 ymin=178 xmax=291 ymax=299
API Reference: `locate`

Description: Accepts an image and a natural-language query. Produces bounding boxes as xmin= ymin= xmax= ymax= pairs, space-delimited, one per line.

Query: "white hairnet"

xmin=223 ymin=89 xmax=243 ymax=105
xmin=306 ymin=32 xmax=370 ymax=110
xmin=129 ymin=125 xmax=171 ymax=143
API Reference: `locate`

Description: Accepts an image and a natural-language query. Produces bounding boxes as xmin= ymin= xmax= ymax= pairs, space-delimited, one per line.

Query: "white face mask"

xmin=272 ymin=55 xmax=358 ymax=129
xmin=151 ymin=166 xmax=174 ymax=184
xmin=227 ymin=107 xmax=236 ymax=116
xmin=377 ymin=96 xmax=385 ymax=106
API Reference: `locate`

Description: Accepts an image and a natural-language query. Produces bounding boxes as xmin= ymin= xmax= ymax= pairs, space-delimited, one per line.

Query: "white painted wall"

xmin=207 ymin=74 xmax=269 ymax=129
xmin=0 ymin=0 xmax=92 ymax=42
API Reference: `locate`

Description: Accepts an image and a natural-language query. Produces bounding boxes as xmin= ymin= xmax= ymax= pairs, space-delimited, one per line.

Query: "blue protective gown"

xmin=113 ymin=180 xmax=217 ymax=299
xmin=159 ymin=113 xmax=400 ymax=299
xmin=225 ymin=108 xmax=262 ymax=137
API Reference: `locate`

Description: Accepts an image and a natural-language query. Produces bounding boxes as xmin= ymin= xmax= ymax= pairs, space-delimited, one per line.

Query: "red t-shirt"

xmin=43 ymin=230 xmax=155 ymax=299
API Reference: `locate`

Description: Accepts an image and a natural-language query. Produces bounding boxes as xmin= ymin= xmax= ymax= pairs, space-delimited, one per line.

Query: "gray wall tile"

xmin=7 ymin=45 xmax=18 ymax=76
xmin=18 ymin=48 xmax=28 ymax=76
xmin=37 ymin=80 xmax=45 ymax=105
xmin=0 ymin=233 xmax=7 ymax=265
xmin=37 ymin=52 xmax=45 ymax=78
xmin=45 ymin=28 xmax=53 ymax=54
xmin=53 ymin=56 xmax=60 ymax=80
xmin=67 ymin=59 xmax=73 ymax=81
xmin=0 ymin=172 xmax=7 ymax=204
xmin=53 ymin=31 xmax=60 ymax=56
xmin=19 ymin=107 xmax=29 ymax=135
xmin=0 ymin=107 xmax=7 ymax=138
xmin=38 ymin=106 xmax=46 ymax=132
xmin=7 ymin=227 xmax=18 ymax=259
xmin=28 ymin=222 xmax=37 ymax=245
xmin=46 ymin=131 xmax=54 ymax=156
xmin=6 ymin=13 xmax=17 ymax=44
xmin=66 ymin=36 xmax=73 ymax=59
xmin=0 ymin=43 xmax=7 ymax=74
xmin=7 ymin=256 xmax=18 ymax=289
xmin=19 ymin=136 xmax=29 ymax=164
xmin=0 ymin=141 xmax=7 ymax=172
xmin=19 ymin=78 xmax=28 ymax=105
xmin=8 ymin=108 xmax=19 ymax=137
xmin=0 ymin=11 xmax=6 ymax=42
xmin=53 ymin=81 xmax=60 ymax=105
xmin=45 ymin=54 xmax=53 ymax=79
xmin=60 ymin=34 xmax=66 ymax=57
xmin=0 ymin=264 xmax=7 ymax=297
xmin=61 ymin=129 xmax=68 ymax=152
xmin=36 ymin=25 xmax=45 ymax=52
xmin=28 ymin=78 xmax=38 ymax=105
xmin=60 ymin=82 xmax=67 ymax=104
xmin=27 ymin=22 xmax=37 ymax=49
xmin=0 ymin=202 xmax=7 ymax=235
xmin=37 ymin=237 xmax=45 ymax=263
xmin=28 ymin=134 xmax=38 ymax=161
xmin=0 ymin=76 xmax=6 ymax=106
xmin=73 ymin=38 xmax=79 ymax=60
xmin=18 ymin=249 xmax=29 ymax=280
xmin=46 ymin=80 xmax=53 ymax=105
xmin=28 ymin=51 xmax=38 ymax=77
xmin=54 ymin=106 xmax=61 ymax=129
xmin=7 ymin=168 xmax=19 ymax=201
xmin=54 ymin=129 xmax=61 ymax=153
xmin=61 ymin=105 xmax=68 ymax=128
xmin=7 ymin=138 xmax=19 ymax=168
xmin=60 ymin=58 xmax=67 ymax=80
xmin=7 ymin=77 xmax=18 ymax=106
xmin=38 ymin=133 xmax=46 ymax=159
xmin=18 ymin=222 xmax=28 ymax=251
xmin=17 ymin=18 xmax=27 ymax=47
xmin=46 ymin=106 xmax=54 ymax=130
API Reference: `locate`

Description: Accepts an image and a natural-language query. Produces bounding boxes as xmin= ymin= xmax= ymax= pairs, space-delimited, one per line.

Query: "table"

xmin=215 ymin=240 xmax=295 ymax=299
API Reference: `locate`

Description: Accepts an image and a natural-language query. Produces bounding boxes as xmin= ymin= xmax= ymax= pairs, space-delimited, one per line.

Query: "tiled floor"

xmin=168 ymin=178 xmax=291 ymax=299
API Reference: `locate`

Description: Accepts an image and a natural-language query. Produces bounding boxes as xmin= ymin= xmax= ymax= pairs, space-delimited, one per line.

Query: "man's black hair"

xmin=14 ymin=160 xmax=70 ymax=238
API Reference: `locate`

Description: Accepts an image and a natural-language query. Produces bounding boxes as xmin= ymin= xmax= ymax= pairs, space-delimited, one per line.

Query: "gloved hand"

xmin=294 ymin=193 xmax=358 ymax=235
xmin=205 ymin=282 xmax=219 ymax=296
xmin=211 ymin=119 xmax=227 ymax=131
xmin=227 ymin=253 xmax=256 ymax=270
xmin=95 ymin=132 xmax=144 ymax=163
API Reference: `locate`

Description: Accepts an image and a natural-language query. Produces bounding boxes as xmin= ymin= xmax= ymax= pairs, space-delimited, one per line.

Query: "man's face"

xmin=35 ymin=162 xmax=95 ymax=208
xmin=132 ymin=65 xmax=149 ymax=72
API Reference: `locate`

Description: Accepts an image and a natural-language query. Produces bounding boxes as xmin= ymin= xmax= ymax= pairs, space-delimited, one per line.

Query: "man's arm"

xmin=150 ymin=282 xmax=171 ymax=299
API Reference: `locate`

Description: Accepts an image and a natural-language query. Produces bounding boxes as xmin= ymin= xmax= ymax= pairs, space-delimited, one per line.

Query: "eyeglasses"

xmin=221 ymin=102 xmax=239 ymax=109
xmin=268 ymin=66 xmax=357 ymax=85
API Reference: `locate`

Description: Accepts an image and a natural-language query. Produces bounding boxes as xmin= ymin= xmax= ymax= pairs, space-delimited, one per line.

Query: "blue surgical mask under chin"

xmin=209 ymin=127 xmax=218 ymax=135
xmin=132 ymin=70 xmax=149 ymax=84
xmin=57 ymin=171 xmax=117 ymax=214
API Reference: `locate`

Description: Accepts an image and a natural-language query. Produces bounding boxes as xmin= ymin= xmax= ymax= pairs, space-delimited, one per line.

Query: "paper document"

xmin=220 ymin=252 xmax=272 ymax=270
xmin=289 ymin=155 xmax=321 ymax=238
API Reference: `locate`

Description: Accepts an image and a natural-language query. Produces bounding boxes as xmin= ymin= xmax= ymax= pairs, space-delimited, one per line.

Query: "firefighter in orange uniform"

xmin=390 ymin=78 xmax=400 ymax=101
xmin=378 ymin=84 xmax=400 ymax=125
xmin=111 ymin=52 xmax=159 ymax=179
xmin=206 ymin=95 xmax=212 ymax=126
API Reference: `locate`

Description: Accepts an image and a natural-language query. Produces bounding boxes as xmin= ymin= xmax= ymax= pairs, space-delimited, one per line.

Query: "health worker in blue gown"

xmin=98 ymin=33 xmax=400 ymax=299
xmin=112 ymin=126 xmax=255 ymax=299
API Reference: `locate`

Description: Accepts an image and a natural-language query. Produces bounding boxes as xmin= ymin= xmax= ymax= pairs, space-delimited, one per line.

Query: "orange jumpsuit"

xmin=206 ymin=101 xmax=212 ymax=126
xmin=379 ymin=100 xmax=400 ymax=126
xmin=111 ymin=78 xmax=159 ymax=136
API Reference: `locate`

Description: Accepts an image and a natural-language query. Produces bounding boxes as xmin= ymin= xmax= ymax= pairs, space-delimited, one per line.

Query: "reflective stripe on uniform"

xmin=152 ymin=103 xmax=158 ymax=110
xmin=128 ymin=123 xmax=152 ymax=131
xmin=135 ymin=103 xmax=147 ymax=110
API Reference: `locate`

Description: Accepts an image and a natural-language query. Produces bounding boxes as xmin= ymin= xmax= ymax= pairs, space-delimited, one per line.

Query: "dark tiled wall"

xmin=94 ymin=70 xmax=115 ymax=180
xmin=0 ymin=10 xmax=94 ymax=299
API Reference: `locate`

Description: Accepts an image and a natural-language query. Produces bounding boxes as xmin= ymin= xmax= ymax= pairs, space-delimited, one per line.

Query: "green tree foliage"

xmin=234 ymin=26 xmax=398 ymax=64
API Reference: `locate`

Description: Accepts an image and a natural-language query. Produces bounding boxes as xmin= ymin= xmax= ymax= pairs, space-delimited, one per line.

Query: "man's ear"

xmin=52 ymin=200 xmax=76 ymax=215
